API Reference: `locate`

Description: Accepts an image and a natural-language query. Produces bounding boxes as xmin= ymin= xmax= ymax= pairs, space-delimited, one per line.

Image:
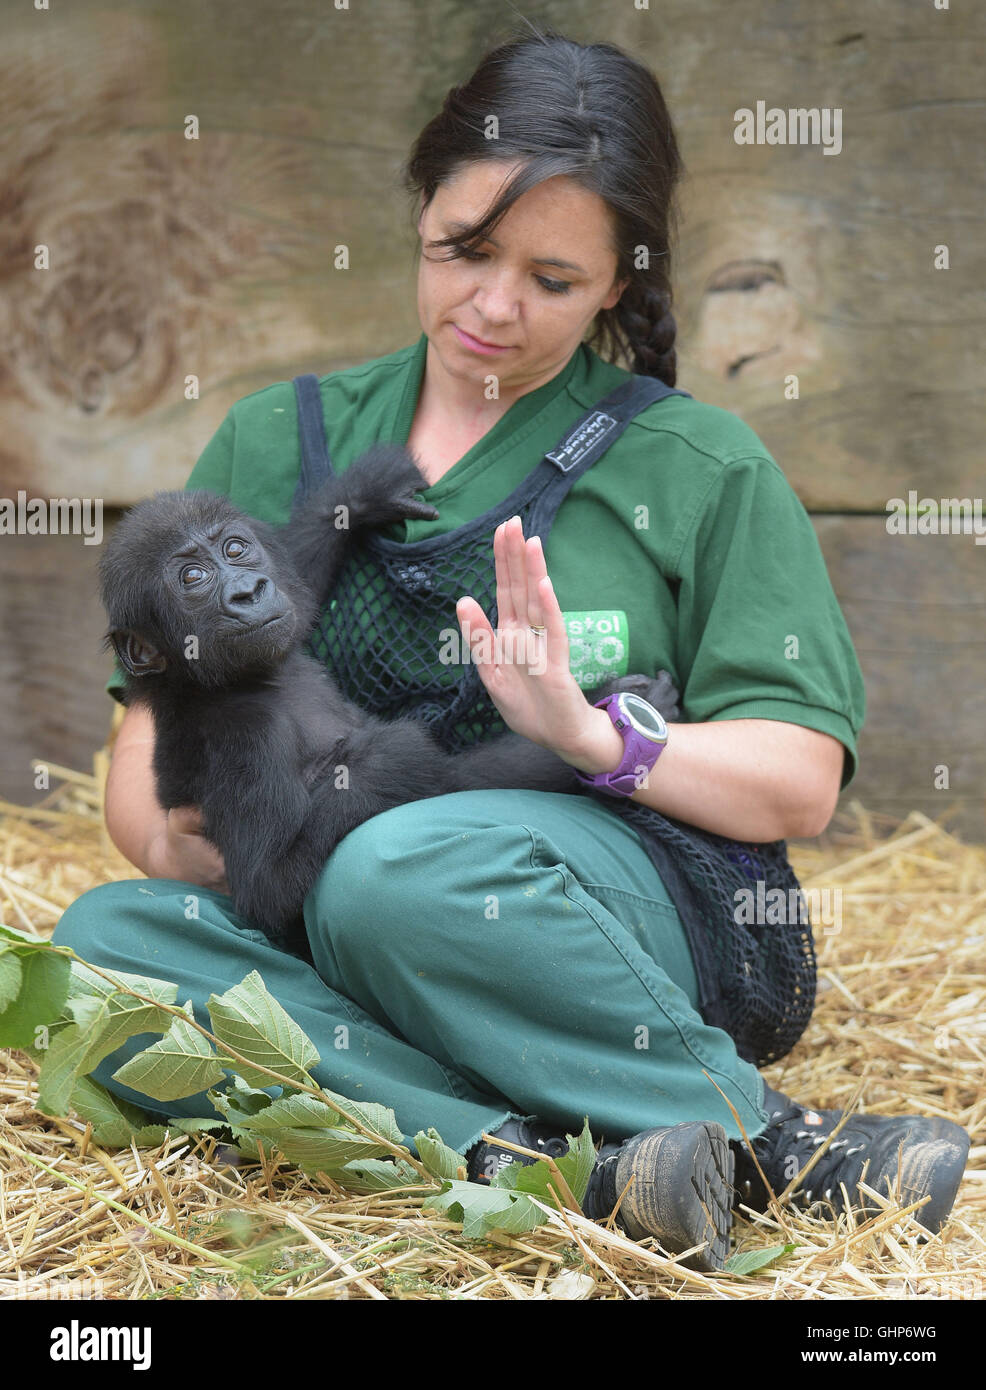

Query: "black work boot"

xmin=467 ymin=1117 xmax=734 ymax=1272
xmin=467 ymin=1118 xmax=571 ymax=1184
xmin=733 ymin=1083 xmax=971 ymax=1233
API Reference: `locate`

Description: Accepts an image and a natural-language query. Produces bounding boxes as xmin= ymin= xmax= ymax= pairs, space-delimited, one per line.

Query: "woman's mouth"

xmin=452 ymin=324 xmax=514 ymax=355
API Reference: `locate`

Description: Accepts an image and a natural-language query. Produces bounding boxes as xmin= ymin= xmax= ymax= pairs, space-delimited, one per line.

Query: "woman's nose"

xmin=471 ymin=267 xmax=521 ymax=322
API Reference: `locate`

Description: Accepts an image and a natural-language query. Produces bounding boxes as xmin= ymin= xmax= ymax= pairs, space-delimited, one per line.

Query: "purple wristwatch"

xmin=574 ymin=691 xmax=669 ymax=798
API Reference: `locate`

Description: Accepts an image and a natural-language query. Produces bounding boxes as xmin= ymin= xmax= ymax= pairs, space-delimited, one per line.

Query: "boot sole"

xmin=862 ymin=1118 xmax=971 ymax=1233
xmin=614 ymin=1121 xmax=734 ymax=1272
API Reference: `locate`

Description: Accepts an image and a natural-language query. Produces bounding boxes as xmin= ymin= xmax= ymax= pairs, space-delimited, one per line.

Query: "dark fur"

xmin=100 ymin=445 xmax=680 ymax=937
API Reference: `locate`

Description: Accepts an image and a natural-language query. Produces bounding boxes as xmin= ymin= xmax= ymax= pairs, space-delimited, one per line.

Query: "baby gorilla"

xmin=100 ymin=444 xmax=680 ymax=938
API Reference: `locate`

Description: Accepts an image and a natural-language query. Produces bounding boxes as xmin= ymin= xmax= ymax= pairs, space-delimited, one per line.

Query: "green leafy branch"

xmin=0 ymin=921 xmax=596 ymax=1241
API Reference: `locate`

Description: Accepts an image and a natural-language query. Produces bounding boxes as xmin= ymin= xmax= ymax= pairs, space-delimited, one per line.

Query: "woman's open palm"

xmin=455 ymin=515 xmax=594 ymax=756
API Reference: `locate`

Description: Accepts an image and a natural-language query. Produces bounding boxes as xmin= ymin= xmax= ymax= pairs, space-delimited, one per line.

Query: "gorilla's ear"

xmin=110 ymin=630 xmax=167 ymax=677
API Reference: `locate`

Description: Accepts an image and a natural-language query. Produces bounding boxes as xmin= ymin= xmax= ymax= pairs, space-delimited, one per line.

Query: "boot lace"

xmin=747 ymin=1105 xmax=867 ymax=1206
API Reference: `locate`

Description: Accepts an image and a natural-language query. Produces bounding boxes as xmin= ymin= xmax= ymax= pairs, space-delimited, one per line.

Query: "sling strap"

xmin=291 ymin=370 xmax=690 ymax=527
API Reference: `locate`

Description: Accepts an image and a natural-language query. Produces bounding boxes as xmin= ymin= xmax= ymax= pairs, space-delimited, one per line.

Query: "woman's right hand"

xmin=104 ymin=704 xmax=230 ymax=894
xmin=147 ymin=805 xmax=231 ymax=895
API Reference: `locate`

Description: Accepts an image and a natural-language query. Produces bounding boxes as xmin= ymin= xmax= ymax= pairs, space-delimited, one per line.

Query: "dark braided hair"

xmin=402 ymin=24 xmax=685 ymax=386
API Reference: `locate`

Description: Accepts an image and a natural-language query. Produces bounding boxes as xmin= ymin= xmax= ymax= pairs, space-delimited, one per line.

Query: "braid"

xmin=603 ymin=281 xmax=678 ymax=387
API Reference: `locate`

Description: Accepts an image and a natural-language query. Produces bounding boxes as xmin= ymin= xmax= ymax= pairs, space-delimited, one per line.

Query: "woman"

xmin=54 ymin=28 xmax=968 ymax=1272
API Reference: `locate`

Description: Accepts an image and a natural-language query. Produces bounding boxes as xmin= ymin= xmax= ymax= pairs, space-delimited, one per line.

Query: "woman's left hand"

xmin=455 ymin=515 xmax=619 ymax=768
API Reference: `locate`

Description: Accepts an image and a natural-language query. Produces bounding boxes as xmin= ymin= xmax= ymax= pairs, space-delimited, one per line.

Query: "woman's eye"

xmin=180 ymin=565 xmax=207 ymax=586
xmin=536 ymin=276 xmax=572 ymax=295
xmin=224 ymin=538 xmax=247 ymax=559
xmin=449 ymin=246 xmax=572 ymax=295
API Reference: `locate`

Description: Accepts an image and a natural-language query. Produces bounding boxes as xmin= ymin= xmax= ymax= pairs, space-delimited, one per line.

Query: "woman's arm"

xmin=105 ymin=703 xmax=230 ymax=891
xmin=558 ymin=707 xmax=844 ymax=842
xmin=456 ymin=517 xmax=845 ymax=844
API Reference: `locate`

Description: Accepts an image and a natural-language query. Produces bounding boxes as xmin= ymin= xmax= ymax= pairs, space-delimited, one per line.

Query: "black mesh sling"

xmin=291 ymin=369 xmax=816 ymax=1067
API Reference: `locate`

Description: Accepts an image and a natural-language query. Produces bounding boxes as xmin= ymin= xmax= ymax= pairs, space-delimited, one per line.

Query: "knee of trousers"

xmin=308 ymin=791 xmax=532 ymax=951
xmin=51 ymin=878 xmax=233 ymax=967
xmin=52 ymin=880 xmax=142 ymax=960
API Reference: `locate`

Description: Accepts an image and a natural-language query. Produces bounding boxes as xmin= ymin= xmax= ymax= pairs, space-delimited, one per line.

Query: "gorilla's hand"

xmin=339 ymin=444 xmax=440 ymax=529
xmin=591 ymin=669 xmax=682 ymax=723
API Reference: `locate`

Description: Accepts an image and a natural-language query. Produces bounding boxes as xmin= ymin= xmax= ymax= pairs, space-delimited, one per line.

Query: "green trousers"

xmin=52 ymin=789 xmax=769 ymax=1156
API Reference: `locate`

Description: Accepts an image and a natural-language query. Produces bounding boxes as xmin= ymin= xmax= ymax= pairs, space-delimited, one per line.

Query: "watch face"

xmin=619 ymin=692 xmax=668 ymax=742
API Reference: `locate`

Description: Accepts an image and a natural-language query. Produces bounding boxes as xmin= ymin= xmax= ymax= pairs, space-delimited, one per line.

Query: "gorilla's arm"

xmin=196 ymin=668 xmax=683 ymax=935
xmin=195 ymin=707 xmax=327 ymax=933
xmin=440 ymin=669 xmax=683 ymax=792
xmin=288 ymin=445 xmax=439 ymax=604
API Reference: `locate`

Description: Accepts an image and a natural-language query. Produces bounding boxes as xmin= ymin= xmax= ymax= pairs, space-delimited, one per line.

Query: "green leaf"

xmin=208 ymin=1080 xmax=276 ymax=1125
xmin=63 ymin=969 xmax=177 ymax=1077
xmin=68 ymin=960 xmax=179 ymax=1009
xmin=206 ymin=971 xmax=319 ymax=1087
xmin=0 ymin=947 xmax=23 ymax=1012
xmin=167 ymin=1115 xmax=263 ymax=1160
xmin=37 ymin=997 xmax=106 ymax=1116
xmin=243 ymin=1092 xmax=349 ymax=1134
xmin=68 ymin=1076 xmax=169 ymax=1148
xmin=561 ymin=1119 xmax=598 ymax=1203
xmin=206 ymin=1083 xmax=275 ymax=1158
xmin=226 ymin=1127 xmax=262 ymax=1160
xmin=414 ymin=1128 xmax=466 ymax=1181
xmin=330 ymin=1158 xmax=427 ymax=1194
xmin=163 ymin=1117 xmax=262 ymax=1162
xmin=724 ymin=1242 xmax=797 ymax=1276
xmin=0 ymin=922 xmax=46 ymax=945
xmin=228 ymin=1091 xmax=410 ymax=1173
xmin=34 ymin=968 xmax=179 ymax=1117
xmin=0 ymin=947 xmax=72 ymax=1048
xmin=424 ymin=1120 xmax=597 ymax=1237
xmin=112 ymin=1001 xmax=227 ymax=1102
xmin=167 ymin=1118 xmax=237 ymax=1137
xmin=269 ymin=1126 xmax=396 ymax=1172
xmin=229 ymin=1095 xmax=391 ymax=1168
xmin=491 ymin=1118 xmax=596 ymax=1207
xmin=316 ymin=1087 xmax=403 ymax=1144
xmin=206 ymin=1082 xmax=406 ymax=1171
xmin=423 ymin=1180 xmax=548 ymax=1239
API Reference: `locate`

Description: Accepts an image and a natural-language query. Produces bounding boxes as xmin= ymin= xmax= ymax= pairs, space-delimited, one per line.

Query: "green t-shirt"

xmin=107 ymin=332 xmax=865 ymax=788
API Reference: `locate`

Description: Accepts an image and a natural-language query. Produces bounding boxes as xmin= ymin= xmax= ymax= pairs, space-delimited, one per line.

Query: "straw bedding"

xmin=0 ymin=753 xmax=982 ymax=1300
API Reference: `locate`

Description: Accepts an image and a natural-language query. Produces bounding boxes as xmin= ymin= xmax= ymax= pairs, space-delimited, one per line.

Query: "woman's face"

xmin=416 ymin=160 xmax=629 ymax=395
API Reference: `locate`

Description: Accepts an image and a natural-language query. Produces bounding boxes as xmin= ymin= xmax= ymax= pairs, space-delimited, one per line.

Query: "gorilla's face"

xmin=100 ymin=491 xmax=315 ymax=687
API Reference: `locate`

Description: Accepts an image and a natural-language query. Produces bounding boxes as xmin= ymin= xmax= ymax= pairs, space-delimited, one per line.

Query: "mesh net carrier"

xmin=292 ymin=370 xmax=816 ymax=1067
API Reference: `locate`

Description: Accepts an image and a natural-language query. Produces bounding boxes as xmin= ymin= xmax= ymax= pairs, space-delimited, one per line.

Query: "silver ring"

xmin=529 ymin=624 xmax=547 ymax=635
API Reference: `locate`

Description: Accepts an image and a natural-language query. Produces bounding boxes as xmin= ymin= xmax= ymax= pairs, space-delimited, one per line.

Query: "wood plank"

xmin=812 ymin=514 xmax=986 ymax=843
xmin=671 ymin=4 xmax=985 ymax=508
xmin=0 ymin=533 xmax=111 ymax=805
xmin=0 ymin=2 xmax=980 ymax=508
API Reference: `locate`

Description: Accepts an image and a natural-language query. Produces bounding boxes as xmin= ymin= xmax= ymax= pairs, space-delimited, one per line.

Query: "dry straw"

xmin=0 ymin=747 xmax=983 ymax=1300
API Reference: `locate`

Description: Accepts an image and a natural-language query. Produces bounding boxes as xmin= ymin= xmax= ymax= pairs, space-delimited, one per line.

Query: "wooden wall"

xmin=0 ymin=0 xmax=982 ymax=838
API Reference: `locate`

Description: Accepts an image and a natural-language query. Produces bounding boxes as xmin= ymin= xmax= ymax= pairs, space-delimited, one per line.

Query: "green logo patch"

xmin=562 ymin=609 xmax=629 ymax=689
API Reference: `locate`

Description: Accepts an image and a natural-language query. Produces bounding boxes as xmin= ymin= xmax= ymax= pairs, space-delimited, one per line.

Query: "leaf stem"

xmin=41 ymin=946 xmax=433 ymax=1181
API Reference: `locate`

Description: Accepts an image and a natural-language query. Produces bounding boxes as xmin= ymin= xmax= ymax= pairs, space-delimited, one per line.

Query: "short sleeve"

xmin=104 ymin=408 xmax=238 ymax=705
xmin=184 ymin=406 xmax=236 ymax=495
xmin=671 ymin=454 xmax=866 ymax=789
